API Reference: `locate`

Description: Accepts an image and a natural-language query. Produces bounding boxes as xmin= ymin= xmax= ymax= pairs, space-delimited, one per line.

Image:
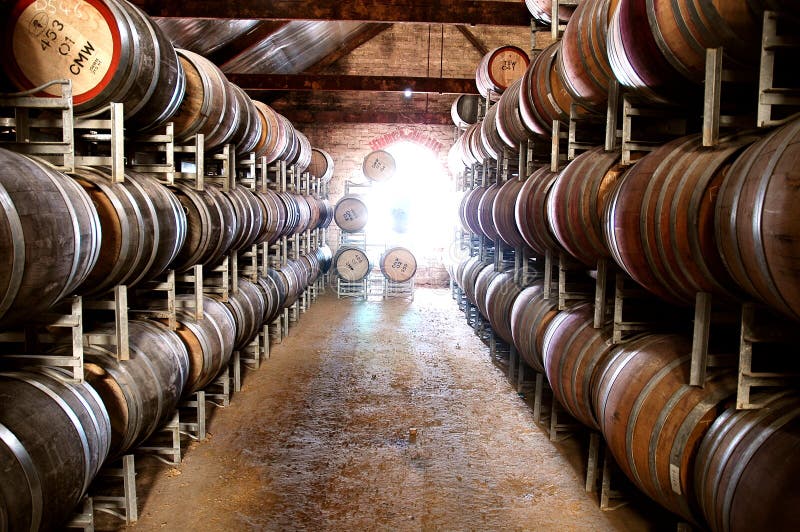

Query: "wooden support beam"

xmin=277 ymin=109 xmax=452 ymax=124
xmin=231 ymin=73 xmax=478 ymax=94
xmin=212 ymin=21 xmax=290 ymax=67
xmin=306 ymin=23 xmax=392 ymax=73
xmin=455 ymin=25 xmax=489 ymax=56
xmin=133 ymin=0 xmax=532 ymax=26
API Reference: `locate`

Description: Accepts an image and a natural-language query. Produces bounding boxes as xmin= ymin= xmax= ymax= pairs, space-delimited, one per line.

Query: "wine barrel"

xmin=263 ymin=269 xmax=289 ymax=322
xmin=280 ymin=259 xmax=305 ymax=307
xmin=468 ymin=121 xmax=493 ymax=164
xmin=293 ymin=193 xmax=313 ymax=234
xmin=525 ymin=0 xmax=576 ymax=24
xmin=521 ymin=41 xmax=575 ymax=134
xmin=547 ymin=147 xmax=626 ymax=267
xmin=593 ymin=333 xmax=737 ymax=523
xmin=80 ymin=320 xmax=190 ymax=457
xmin=308 ymin=148 xmax=335 ymax=183
xmin=334 ymin=195 xmax=368 ymax=233
xmin=172 ymin=49 xmax=237 ymax=150
xmin=477 ymin=183 xmax=501 ymax=242
xmin=168 ymin=184 xmax=229 ymax=271
xmin=480 ymin=105 xmax=506 ymax=161
xmin=557 ymin=0 xmax=616 ymax=110
xmin=451 ymin=94 xmax=480 ymax=128
xmin=253 ymin=101 xmax=288 ymax=163
xmin=460 ymin=256 xmax=489 ymax=306
xmin=542 ymin=302 xmax=615 ymax=430
xmin=604 ymin=132 xmax=758 ymax=305
xmin=715 ymin=117 xmax=800 ymax=322
xmin=333 ymin=246 xmax=370 ymax=282
xmin=380 ymin=247 xmax=417 ymax=282
xmin=170 ymin=295 xmax=236 ymax=395
xmin=317 ymin=199 xmax=334 ymax=230
xmin=0 ymin=150 xmax=100 ymax=329
xmin=363 ymin=150 xmax=396 ymax=182
xmin=474 ymin=264 xmax=503 ymax=320
xmin=293 ymin=132 xmax=312 ymax=174
xmin=278 ymin=192 xmax=301 ymax=237
xmin=518 ymin=50 xmax=551 ymax=138
xmin=510 ymin=281 xmax=559 ymax=373
xmin=256 ymin=274 xmax=283 ymax=325
xmin=476 ymin=46 xmax=530 ymax=100
xmin=485 ymin=271 xmax=523 ymax=344
xmin=228 ymin=83 xmax=263 ymax=155
xmin=223 ymin=278 xmax=267 ymax=350
xmin=255 ymin=188 xmax=288 ymax=245
xmin=203 ymin=185 xmax=238 ymax=267
xmin=492 ymin=178 xmax=527 ymax=248
xmin=459 ymin=186 xmax=487 ymax=236
xmin=515 ymin=166 xmax=562 ymax=256
xmin=276 ymin=115 xmax=299 ymax=164
xmin=496 ymin=78 xmax=534 ymax=149
xmin=0 ymin=368 xmax=111 ymax=531
xmin=226 ymin=186 xmax=264 ymax=251
xmin=316 ymin=244 xmax=333 ymax=274
xmin=3 ymin=0 xmax=185 ymax=131
xmin=694 ymin=391 xmax=800 ymax=532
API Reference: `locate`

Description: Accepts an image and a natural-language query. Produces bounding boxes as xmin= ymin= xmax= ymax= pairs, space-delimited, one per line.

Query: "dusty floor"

xmin=121 ymin=288 xmax=666 ymax=531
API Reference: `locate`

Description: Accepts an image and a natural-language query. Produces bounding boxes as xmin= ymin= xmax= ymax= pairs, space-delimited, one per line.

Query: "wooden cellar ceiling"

xmin=136 ymin=0 xmax=531 ymax=124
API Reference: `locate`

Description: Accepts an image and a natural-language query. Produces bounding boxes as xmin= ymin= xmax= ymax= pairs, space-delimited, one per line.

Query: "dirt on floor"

xmin=119 ymin=288 xmax=667 ymax=531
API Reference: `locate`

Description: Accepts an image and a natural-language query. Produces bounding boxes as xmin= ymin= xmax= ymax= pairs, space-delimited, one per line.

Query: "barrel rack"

xmin=336 ymin=179 xmax=371 ymax=300
xmin=451 ymin=5 xmax=800 ymax=521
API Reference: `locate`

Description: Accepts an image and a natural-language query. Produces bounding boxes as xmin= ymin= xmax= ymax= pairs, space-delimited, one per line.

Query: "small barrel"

xmin=80 ymin=320 xmax=190 ymax=458
xmin=515 ymin=166 xmax=562 ymax=256
xmin=0 ymin=367 xmax=110 ymax=531
xmin=334 ymin=195 xmax=368 ymax=233
xmin=477 ymin=183 xmax=501 ymax=242
xmin=556 ymin=0 xmax=616 ymax=110
xmin=380 ymin=247 xmax=417 ymax=283
xmin=542 ymin=303 xmax=615 ymax=430
xmin=525 ymin=0 xmax=576 ymax=24
xmin=362 ymin=150 xmax=396 ymax=182
xmin=2 ymin=0 xmax=185 ymax=131
xmin=308 ymin=148 xmax=335 ymax=183
xmin=492 ymin=178 xmax=527 ymax=248
xmin=170 ymin=295 xmax=236 ymax=395
xmin=604 ymin=132 xmax=757 ymax=305
xmin=510 ymin=282 xmax=558 ymax=373
xmin=593 ymin=333 xmax=737 ymax=524
xmin=451 ymin=94 xmax=480 ymax=128
xmin=694 ymin=392 xmax=800 ymax=532
xmin=715 ymin=117 xmax=800 ymax=321
xmin=485 ymin=271 xmax=523 ymax=344
xmin=476 ymin=46 xmax=530 ymax=100
xmin=547 ymin=147 xmax=626 ymax=267
xmin=0 ymin=149 xmax=100 ymax=328
xmin=474 ymin=264 xmax=503 ymax=320
xmin=333 ymin=246 xmax=370 ymax=282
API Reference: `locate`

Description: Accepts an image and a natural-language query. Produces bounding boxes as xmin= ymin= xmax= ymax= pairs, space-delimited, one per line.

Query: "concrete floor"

xmin=122 ymin=288 xmax=666 ymax=531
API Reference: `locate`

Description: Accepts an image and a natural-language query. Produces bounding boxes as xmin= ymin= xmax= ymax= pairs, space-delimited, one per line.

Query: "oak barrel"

xmin=363 ymin=150 xmax=396 ymax=182
xmin=510 ymin=282 xmax=559 ymax=373
xmin=477 ymin=183 xmax=501 ymax=242
xmin=525 ymin=0 xmax=576 ymax=24
xmin=480 ymin=104 xmax=506 ymax=161
xmin=451 ymin=94 xmax=480 ymax=128
xmin=334 ymin=195 xmax=368 ymax=233
xmin=228 ymin=83 xmax=263 ymax=155
xmin=333 ymin=246 xmax=370 ymax=282
xmin=515 ymin=166 xmax=562 ymax=257
xmin=474 ymin=264 xmax=503 ymax=320
xmin=459 ymin=186 xmax=487 ymax=236
xmin=476 ymin=46 xmax=530 ymax=100
xmin=308 ymin=148 xmax=335 ymax=183
xmin=496 ymin=78 xmax=533 ymax=149
xmin=223 ymin=278 xmax=267 ymax=350
xmin=168 ymin=184 xmax=229 ymax=272
xmin=380 ymin=247 xmax=417 ymax=283
xmin=492 ymin=178 xmax=527 ymax=249
xmin=485 ymin=271 xmax=523 ymax=344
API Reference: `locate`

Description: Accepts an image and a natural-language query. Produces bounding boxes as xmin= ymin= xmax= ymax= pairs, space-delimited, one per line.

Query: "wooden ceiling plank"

xmin=211 ymin=21 xmax=290 ymax=67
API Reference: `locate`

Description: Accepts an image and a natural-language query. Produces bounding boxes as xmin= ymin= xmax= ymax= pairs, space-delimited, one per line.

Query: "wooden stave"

xmin=492 ymin=178 xmax=527 ymax=248
xmin=0 ymin=151 xmax=100 ymax=328
xmin=485 ymin=271 xmax=523 ymax=344
xmin=223 ymin=278 xmax=267 ymax=350
xmin=256 ymin=274 xmax=282 ymax=325
xmin=459 ymin=256 xmax=488 ymax=305
xmin=459 ymin=186 xmax=487 ymax=236
xmin=519 ymin=52 xmax=553 ymax=138
xmin=254 ymin=188 xmax=288 ymax=245
xmin=293 ymin=131 xmax=313 ymax=174
xmin=509 ymin=282 xmax=559 ymax=373
xmin=515 ymin=166 xmax=563 ymax=257
xmin=277 ymin=192 xmax=301 ymax=237
xmin=264 ymin=269 xmax=289 ymax=321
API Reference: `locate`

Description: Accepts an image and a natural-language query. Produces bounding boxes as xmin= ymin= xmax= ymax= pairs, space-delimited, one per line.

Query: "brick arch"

xmin=368 ymin=129 xmax=445 ymax=154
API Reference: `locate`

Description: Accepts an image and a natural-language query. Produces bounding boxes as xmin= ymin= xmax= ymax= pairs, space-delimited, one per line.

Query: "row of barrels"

xmin=452 ymin=258 xmax=799 ymax=530
xmin=332 ymin=246 xmax=418 ymax=283
xmin=0 ymin=249 xmax=329 ymax=531
xmin=0 ymin=147 xmax=333 ymax=330
xmin=0 ymin=0 xmax=318 ymax=172
xmin=457 ymin=116 xmax=800 ymax=322
xmin=453 ymin=0 xmax=798 ymax=166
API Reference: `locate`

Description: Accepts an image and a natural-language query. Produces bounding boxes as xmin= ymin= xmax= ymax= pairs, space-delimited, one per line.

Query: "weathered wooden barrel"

xmin=480 ymin=104 xmax=506 ymax=161
xmin=459 ymin=256 xmax=489 ymax=306
xmin=80 ymin=320 xmax=190 ymax=457
xmin=249 ymin=99 xmax=271 ymax=157
xmin=256 ymin=274 xmax=283 ymax=325
xmin=252 ymin=101 xmax=286 ymax=163
xmin=645 ymin=0 xmax=767 ymax=83
xmin=223 ymin=278 xmax=267 ymax=350
xmin=168 ymin=295 xmax=236 ymax=395
xmin=525 ymin=0 xmax=576 ymax=24
xmin=280 ymin=259 xmax=306 ymax=307
xmin=225 ymin=186 xmax=264 ymax=251
xmin=277 ymin=115 xmax=299 ymax=164
xmin=694 ymin=391 xmax=800 ymax=532
xmin=476 ymin=46 xmax=530 ymax=101
xmin=520 ymin=41 xmax=574 ymax=134
xmin=547 ymin=147 xmax=625 ymax=267
xmin=515 ymin=166 xmax=562 ymax=256
xmin=477 ymin=183 xmax=501 ymax=242
xmin=172 ymin=49 xmax=237 ymax=150
xmin=451 ymin=94 xmax=480 ymax=128
xmin=468 ymin=121 xmax=493 ymax=164
xmin=334 ymin=195 xmax=368 ymax=233
xmin=308 ymin=148 xmax=335 ymax=183
xmin=380 ymin=247 xmax=417 ymax=282
xmin=0 ymin=367 xmax=111 ymax=531
xmin=496 ymin=78 xmax=535 ymax=149
xmin=333 ymin=246 xmax=371 ymax=282
xmin=459 ymin=186 xmax=487 ymax=236
xmin=518 ymin=51 xmax=551 ymax=138
xmin=316 ymin=244 xmax=333 ymax=274
xmin=278 ymin=192 xmax=301 ymax=237
xmin=254 ymin=188 xmax=288 ymax=245
xmin=485 ymin=271 xmax=523 ymax=344
xmin=557 ymin=0 xmax=616 ymax=110
xmin=0 ymin=150 xmax=100 ymax=329
xmin=168 ymin=184 xmax=225 ymax=272
xmin=363 ymin=150 xmax=397 ymax=182
xmin=492 ymin=178 xmax=527 ymax=248
xmin=293 ymin=193 xmax=313 ymax=234
xmin=604 ymin=132 xmax=758 ymax=305
xmin=474 ymin=264 xmax=504 ymax=320
xmin=203 ymin=185 xmax=238 ymax=267
xmin=715 ymin=117 xmax=800 ymax=321
xmin=3 ymin=0 xmax=185 ymax=131
xmin=292 ymin=131 xmax=313 ymax=174
xmin=542 ymin=302 xmax=615 ymax=430
xmin=318 ymin=198 xmax=334 ymax=230
xmin=593 ymin=333 xmax=737 ymax=524
xmin=228 ymin=83 xmax=263 ymax=155
xmin=509 ymin=281 xmax=558 ymax=373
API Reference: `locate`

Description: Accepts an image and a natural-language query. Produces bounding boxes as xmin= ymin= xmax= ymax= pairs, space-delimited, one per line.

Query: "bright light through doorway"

xmin=363 ymin=141 xmax=461 ymax=265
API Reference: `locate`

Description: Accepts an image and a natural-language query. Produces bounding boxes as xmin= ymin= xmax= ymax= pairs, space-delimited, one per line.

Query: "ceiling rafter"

xmin=211 ymin=21 xmax=290 ymax=67
xmin=229 ymin=73 xmax=477 ymax=94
